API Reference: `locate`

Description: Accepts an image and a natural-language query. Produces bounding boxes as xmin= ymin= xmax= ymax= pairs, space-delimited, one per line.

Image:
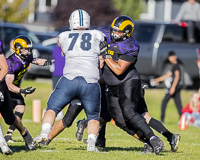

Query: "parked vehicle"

xmin=33 ymin=31 xmax=59 ymax=43
xmin=0 ymin=21 xmax=52 ymax=79
xmin=132 ymin=21 xmax=200 ymax=88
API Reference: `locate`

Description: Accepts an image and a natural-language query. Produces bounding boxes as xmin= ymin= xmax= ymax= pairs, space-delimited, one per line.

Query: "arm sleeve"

xmin=175 ymin=3 xmax=186 ymax=22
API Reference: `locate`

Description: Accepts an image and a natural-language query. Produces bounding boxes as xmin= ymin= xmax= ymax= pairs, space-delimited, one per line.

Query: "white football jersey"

xmin=58 ymin=29 xmax=105 ymax=83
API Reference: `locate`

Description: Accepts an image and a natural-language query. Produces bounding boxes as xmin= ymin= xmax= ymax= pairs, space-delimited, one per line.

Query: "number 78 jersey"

xmin=58 ymin=29 xmax=105 ymax=83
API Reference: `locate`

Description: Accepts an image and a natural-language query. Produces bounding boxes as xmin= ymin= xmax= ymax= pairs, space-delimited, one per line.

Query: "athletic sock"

xmin=41 ymin=123 xmax=52 ymax=135
xmin=149 ymin=118 xmax=173 ymax=142
xmin=88 ymin=134 xmax=97 ymax=142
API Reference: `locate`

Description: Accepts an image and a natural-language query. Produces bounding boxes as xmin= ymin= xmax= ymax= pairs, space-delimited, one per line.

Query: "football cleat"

xmin=149 ymin=136 xmax=164 ymax=155
xmin=4 ymin=134 xmax=14 ymax=143
xmin=76 ymin=118 xmax=87 ymax=141
xmin=33 ymin=133 xmax=49 ymax=145
xmin=22 ymin=129 xmax=36 ymax=150
xmin=170 ymin=134 xmax=181 ymax=152
xmin=143 ymin=143 xmax=154 ymax=154
xmin=87 ymin=138 xmax=99 ymax=152
xmin=0 ymin=142 xmax=13 ymax=155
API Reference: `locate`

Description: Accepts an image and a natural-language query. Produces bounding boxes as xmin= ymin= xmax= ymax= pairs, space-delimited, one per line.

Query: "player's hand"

xmin=0 ymin=39 xmax=3 ymax=54
xmin=44 ymin=59 xmax=55 ymax=66
xmin=169 ymin=87 xmax=175 ymax=95
xmin=100 ymin=40 xmax=108 ymax=54
xmin=100 ymin=42 xmax=112 ymax=59
xmin=20 ymin=86 xmax=36 ymax=97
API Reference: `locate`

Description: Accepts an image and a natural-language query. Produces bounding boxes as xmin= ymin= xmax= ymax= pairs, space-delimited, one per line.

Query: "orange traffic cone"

xmin=179 ymin=114 xmax=187 ymax=130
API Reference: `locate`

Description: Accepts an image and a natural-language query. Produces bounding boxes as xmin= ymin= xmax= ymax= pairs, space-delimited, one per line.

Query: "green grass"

xmin=1 ymin=79 xmax=200 ymax=160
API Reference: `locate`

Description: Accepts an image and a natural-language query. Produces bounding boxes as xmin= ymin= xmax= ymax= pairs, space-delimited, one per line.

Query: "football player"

xmin=4 ymin=35 xmax=54 ymax=143
xmin=0 ymin=39 xmax=35 ymax=153
xmin=98 ymin=15 xmax=164 ymax=155
xmin=33 ymin=9 xmax=106 ymax=152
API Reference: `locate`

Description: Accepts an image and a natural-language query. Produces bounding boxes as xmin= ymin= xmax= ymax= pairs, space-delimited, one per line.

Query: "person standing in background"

xmin=174 ymin=0 xmax=200 ymax=43
xmin=153 ymin=51 xmax=183 ymax=123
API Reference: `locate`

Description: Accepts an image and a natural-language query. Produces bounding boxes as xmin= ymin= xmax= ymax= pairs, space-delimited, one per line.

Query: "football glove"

xmin=44 ymin=59 xmax=55 ymax=66
xmin=20 ymin=86 xmax=36 ymax=97
xmin=100 ymin=41 xmax=112 ymax=59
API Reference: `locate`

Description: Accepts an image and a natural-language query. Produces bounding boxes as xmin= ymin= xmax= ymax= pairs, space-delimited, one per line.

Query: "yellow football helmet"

xmin=111 ymin=15 xmax=134 ymax=41
xmin=13 ymin=35 xmax=33 ymax=59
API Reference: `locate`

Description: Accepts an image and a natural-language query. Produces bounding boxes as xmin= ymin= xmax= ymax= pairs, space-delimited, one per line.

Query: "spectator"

xmin=174 ymin=0 xmax=200 ymax=43
xmin=153 ymin=51 xmax=183 ymax=123
xmin=181 ymin=91 xmax=200 ymax=127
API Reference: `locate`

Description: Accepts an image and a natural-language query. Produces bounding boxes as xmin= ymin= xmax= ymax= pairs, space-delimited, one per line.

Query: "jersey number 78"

xmin=68 ymin=33 xmax=92 ymax=51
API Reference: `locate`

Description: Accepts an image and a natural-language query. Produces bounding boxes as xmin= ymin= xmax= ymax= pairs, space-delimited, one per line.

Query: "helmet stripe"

xmin=118 ymin=20 xmax=133 ymax=31
xmin=79 ymin=9 xmax=83 ymax=26
xmin=111 ymin=18 xmax=117 ymax=28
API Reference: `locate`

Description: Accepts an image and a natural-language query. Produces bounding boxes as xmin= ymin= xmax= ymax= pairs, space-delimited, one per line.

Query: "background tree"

xmin=51 ymin=0 xmax=120 ymax=29
xmin=112 ymin=0 xmax=144 ymax=21
xmin=0 ymin=0 xmax=30 ymax=23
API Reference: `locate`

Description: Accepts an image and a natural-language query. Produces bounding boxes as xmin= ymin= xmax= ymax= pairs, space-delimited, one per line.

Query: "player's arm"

xmin=99 ymin=55 xmax=105 ymax=69
xmin=154 ymin=71 xmax=172 ymax=85
xmin=0 ymin=54 xmax=8 ymax=81
xmin=5 ymin=74 xmax=20 ymax=93
xmin=57 ymin=36 xmax=65 ymax=56
xmin=32 ymin=58 xmax=54 ymax=66
xmin=5 ymin=74 xmax=36 ymax=95
xmin=104 ymin=59 xmax=131 ymax=75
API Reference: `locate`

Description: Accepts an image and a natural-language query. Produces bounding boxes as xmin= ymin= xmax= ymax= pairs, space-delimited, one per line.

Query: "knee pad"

xmin=15 ymin=111 xmax=24 ymax=119
xmin=127 ymin=112 xmax=146 ymax=130
xmin=62 ymin=103 xmax=83 ymax=128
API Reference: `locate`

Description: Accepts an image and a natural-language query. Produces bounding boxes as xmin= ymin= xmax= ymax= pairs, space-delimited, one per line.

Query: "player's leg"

xmin=95 ymin=84 xmax=111 ymax=148
xmin=5 ymin=103 xmax=24 ymax=143
xmin=1 ymin=81 xmax=35 ymax=150
xmin=47 ymin=101 xmax=84 ymax=144
xmin=144 ymin=112 xmax=181 ymax=152
xmin=138 ymin=88 xmax=180 ymax=152
xmin=33 ymin=77 xmax=74 ymax=144
xmin=119 ymin=79 xmax=164 ymax=154
xmin=4 ymin=93 xmax=25 ymax=143
xmin=81 ymin=81 xmax=101 ymax=152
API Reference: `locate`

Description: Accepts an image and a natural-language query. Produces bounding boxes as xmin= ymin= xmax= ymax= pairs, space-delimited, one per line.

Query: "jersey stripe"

xmin=78 ymin=9 xmax=83 ymax=26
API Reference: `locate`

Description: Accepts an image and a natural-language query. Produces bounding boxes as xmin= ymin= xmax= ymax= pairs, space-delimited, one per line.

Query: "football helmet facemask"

xmin=69 ymin=9 xmax=90 ymax=30
xmin=111 ymin=15 xmax=134 ymax=41
xmin=13 ymin=35 xmax=33 ymax=59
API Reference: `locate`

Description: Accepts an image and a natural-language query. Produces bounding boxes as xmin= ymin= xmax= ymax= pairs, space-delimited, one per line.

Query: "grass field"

xmin=0 ymin=79 xmax=200 ymax=160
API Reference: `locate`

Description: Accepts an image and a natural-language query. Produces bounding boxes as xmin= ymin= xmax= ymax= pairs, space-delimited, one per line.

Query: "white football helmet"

xmin=69 ymin=9 xmax=90 ymax=30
